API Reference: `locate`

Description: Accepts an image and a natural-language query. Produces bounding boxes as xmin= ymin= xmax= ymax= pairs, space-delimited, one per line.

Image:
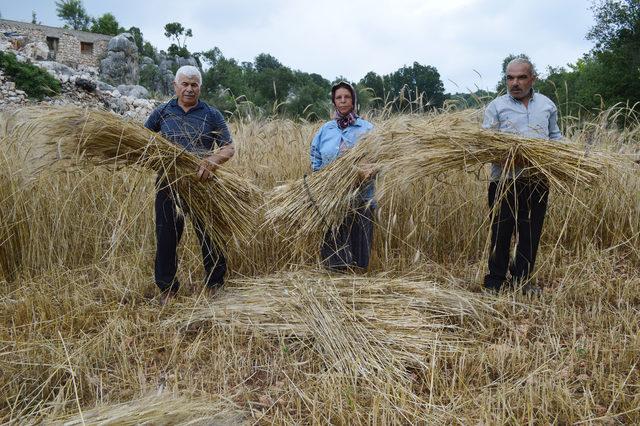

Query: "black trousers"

xmin=484 ymin=178 xmax=549 ymax=289
xmin=321 ymin=204 xmax=374 ymax=271
xmin=155 ymin=182 xmax=226 ymax=293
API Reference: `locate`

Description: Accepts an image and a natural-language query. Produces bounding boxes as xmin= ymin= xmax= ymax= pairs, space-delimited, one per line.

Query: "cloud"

xmin=3 ymin=0 xmax=595 ymax=93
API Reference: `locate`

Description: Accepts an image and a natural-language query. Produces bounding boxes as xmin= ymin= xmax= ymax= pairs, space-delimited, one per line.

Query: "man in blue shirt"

xmin=145 ymin=65 xmax=235 ymax=303
xmin=482 ymin=57 xmax=562 ymax=294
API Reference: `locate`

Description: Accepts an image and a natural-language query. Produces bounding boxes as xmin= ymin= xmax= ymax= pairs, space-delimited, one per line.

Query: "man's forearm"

xmin=207 ymin=144 xmax=235 ymax=166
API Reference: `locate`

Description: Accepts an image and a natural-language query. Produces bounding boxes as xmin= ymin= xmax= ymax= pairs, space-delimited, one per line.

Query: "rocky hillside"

xmin=0 ymin=32 xmax=161 ymax=122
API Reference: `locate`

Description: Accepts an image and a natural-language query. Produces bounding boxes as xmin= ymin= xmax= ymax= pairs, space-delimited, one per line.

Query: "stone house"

xmin=0 ymin=19 xmax=111 ymax=68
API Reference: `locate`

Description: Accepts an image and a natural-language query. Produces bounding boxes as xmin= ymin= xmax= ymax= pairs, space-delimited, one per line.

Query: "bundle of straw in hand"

xmin=265 ymin=110 xmax=615 ymax=254
xmin=264 ymin=136 xmax=377 ymax=257
xmin=12 ymin=106 xmax=262 ymax=253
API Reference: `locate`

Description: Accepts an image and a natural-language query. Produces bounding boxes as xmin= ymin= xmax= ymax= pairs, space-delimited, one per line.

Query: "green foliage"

xmin=167 ymin=44 xmax=190 ymax=58
xmin=164 ymin=22 xmax=193 ymax=57
xmin=55 ymin=0 xmax=91 ymax=31
xmin=448 ymin=90 xmax=496 ymax=109
xmin=357 ymin=62 xmax=446 ymax=112
xmin=128 ymin=27 xmax=144 ymax=53
xmin=197 ymin=47 xmax=447 ymax=119
xmin=0 ymin=51 xmax=61 ymax=100
xmin=139 ymin=63 xmax=160 ymax=94
xmin=199 ymin=48 xmax=333 ymax=119
xmin=587 ymin=0 xmax=640 ymax=51
xmin=142 ymin=42 xmax=158 ymax=61
xmin=90 ymin=13 xmax=123 ymax=36
xmin=523 ymin=1 xmax=639 ymax=119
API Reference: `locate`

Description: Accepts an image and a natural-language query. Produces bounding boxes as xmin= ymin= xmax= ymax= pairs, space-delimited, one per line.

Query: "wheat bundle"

xmin=374 ymin=114 xmax=612 ymax=196
xmin=11 ymin=106 xmax=262 ymax=253
xmin=264 ymin=139 xmax=373 ymax=256
xmin=265 ymin=111 xmax=617 ymax=253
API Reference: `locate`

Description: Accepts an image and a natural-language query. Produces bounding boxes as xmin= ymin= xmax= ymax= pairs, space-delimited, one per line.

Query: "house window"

xmin=80 ymin=42 xmax=93 ymax=55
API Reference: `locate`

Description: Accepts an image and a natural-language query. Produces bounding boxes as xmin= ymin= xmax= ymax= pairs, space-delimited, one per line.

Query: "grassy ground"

xmin=0 ymin=109 xmax=639 ymax=424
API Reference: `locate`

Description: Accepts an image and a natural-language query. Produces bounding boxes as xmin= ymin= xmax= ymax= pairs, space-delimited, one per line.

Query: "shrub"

xmin=0 ymin=51 xmax=61 ymax=100
xmin=139 ymin=63 xmax=160 ymax=93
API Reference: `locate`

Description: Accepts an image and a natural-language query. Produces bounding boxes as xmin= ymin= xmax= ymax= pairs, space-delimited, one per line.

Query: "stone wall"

xmin=0 ymin=19 xmax=111 ymax=68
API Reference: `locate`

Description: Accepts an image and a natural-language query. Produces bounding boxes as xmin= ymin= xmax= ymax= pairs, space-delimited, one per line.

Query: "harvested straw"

xmin=167 ymin=271 xmax=516 ymax=364
xmin=264 ymin=140 xmax=372 ymax=256
xmin=11 ymin=106 xmax=262 ymax=253
xmin=375 ymin=113 xmax=613 ymax=195
xmin=265 ymin=111 xmax=617 ymax=254
xmin=48 ymin=394 xmax=246 ymax=425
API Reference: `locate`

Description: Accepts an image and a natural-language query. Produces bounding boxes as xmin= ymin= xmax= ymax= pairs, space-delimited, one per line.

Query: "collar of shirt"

xmin=325 ymin=117 xmax=366 ymax=130
xmin=168 ymin=98 xmax=206 ymax=113
xmin=508 ymin=89 xmax=536 ymax=104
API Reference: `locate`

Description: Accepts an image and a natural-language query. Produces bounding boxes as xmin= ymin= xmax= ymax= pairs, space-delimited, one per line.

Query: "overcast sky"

xmin=1 ymin=0 xmax=596 ymax=93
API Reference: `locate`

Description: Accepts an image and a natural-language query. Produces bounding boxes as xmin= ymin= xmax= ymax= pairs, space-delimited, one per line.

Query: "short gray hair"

xmin=174 ymin=65 xmax=202 ymax=84
xmin=506 ymin=57 xmax=537 ymax=78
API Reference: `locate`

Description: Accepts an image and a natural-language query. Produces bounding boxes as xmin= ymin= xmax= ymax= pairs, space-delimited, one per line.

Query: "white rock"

xmin=132 ymin=98 xmax=148 ymax=108
xmin=112 ymin=90 xmax=121 ymax=98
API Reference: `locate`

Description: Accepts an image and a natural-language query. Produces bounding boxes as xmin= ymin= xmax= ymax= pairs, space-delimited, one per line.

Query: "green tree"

xmin=535 ymin=1 xmax=640 ymax=117
xmin=386 ymin=62 xmax=445 ymax=111
xmin=254 ymin=53 xmax=283 ymax=72
xmin=164 ymin=22 xmax=192 ymax=57
xmin=286 ymin=71 xmax=331 ymax=119
xmin=128 ymin=27 xmax=143 ymax=52
xmin=90 ymin=13 xmax=122 ymax=36
xmin=587 ymin=0 xmax=640 ymax=51
xmin=142 ymin=42 xmax=158 ymax=61
xmin=359 ymin=71 xmax=386 ymax=109
xmin=55 ymin=0 xmax=91 ymax=31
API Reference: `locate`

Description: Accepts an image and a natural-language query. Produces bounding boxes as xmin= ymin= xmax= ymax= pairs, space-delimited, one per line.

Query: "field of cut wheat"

xmin=0 ymin=106 xmax=638 ymax=424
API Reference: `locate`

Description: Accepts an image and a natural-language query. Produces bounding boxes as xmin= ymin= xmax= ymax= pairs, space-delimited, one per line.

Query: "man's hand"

xmin=196 ymin=144 xmax=235 ymax=181
xmin=197 ymin=155 xmax=220 ymax=181
xmin=357 ymin=163 xmax=379 ymax=182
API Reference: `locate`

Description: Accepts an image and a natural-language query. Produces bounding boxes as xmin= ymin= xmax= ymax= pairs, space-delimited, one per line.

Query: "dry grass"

xmin=9 ymin=106 xmax=262 ymax=256
xmin=265 ymin=110 xmax=626 ymax=258
xmin=0 ymin=106 xmax=639 ymax=424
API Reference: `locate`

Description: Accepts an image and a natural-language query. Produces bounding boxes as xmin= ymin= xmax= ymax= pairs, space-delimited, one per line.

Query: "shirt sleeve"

xmin=209 ymin=108 xmax=233 ymax=147
xmin=310 ymin=128 xmax=323 ymax=172
xmin=144 ymin=108 xmax=161 ymax=132
xmin=482 ymin=101 xmax=499 ymax=130
xmin=548 ymin=106 xmax=562 ymax=140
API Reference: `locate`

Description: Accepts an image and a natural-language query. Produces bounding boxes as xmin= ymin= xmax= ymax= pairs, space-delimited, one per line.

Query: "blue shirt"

xmin=145 ymin=99 xmax=232 ymax=156
xmin=483 ymin=91 xmax=562 ymax=180
xmin=310 ymin=117 xmax=375 ymax=203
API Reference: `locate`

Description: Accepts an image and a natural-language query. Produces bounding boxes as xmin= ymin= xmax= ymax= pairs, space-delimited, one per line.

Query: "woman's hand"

xmin=357 ymin=163 xmax=379 ymax=182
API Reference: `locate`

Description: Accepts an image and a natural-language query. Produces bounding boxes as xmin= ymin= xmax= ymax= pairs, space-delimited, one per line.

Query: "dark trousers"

xmin=484 ymin=178 xmax=549 ymax=289
xmin=155 ymin=183 xmax=226 ymax=293
xmin=321 ymin=205 xmax=375 ymax=271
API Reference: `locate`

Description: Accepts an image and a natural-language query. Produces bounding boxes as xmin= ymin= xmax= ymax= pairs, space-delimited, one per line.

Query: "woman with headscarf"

xmin=309 ymin=81 xmax=376 ymax=272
